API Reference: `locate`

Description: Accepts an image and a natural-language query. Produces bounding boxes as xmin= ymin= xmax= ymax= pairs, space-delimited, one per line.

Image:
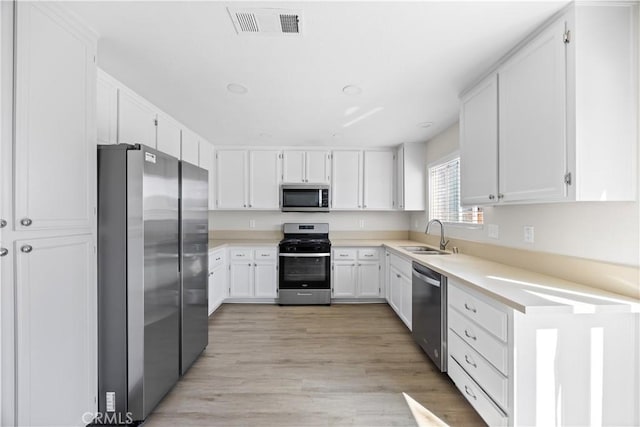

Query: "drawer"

xmin=449 ymin=308 xmax=508 ymax=375
xmin=358 ymin=248 xmax=379 ymax=260
xmin=448 ymin=356 xmax=508 ymax=427
xmin=229 ymin=248 xmax=252 ymax=260
xmin=254 ymin=249 xmax=276 ymax=260
xmin=333 ymin=248 xmax=357 ymax=260
xmin=209 ymin=249 xmax=226 ymax=269
xmin=449 ymin=281 xmax=508 ymax=342
xmin=389 ymin=253 xmax=411 ymax=278
xmin=449 ymin=328 xmax=508 ymax=410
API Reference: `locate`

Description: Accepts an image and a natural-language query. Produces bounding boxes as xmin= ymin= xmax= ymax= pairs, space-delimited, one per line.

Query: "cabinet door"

xmin=229 ymin=262 xmax=252 ymax=297
xmin=216 ymin=150 xmax=247 ymax=209
xmin=331 ymin=150 xmax=362 ymax=209
xmin=96 ymin=71 xmax=118 ymax=145
xmin=14 ymin=2 xmax=96 ymax=231
xmin=282 ymin=150 xmax=305 ymax=183
xmin=389 ymin=266 xmax=402 ymax=314
xmin=332 ymin=262 xmax=357 ymax=297
xmin=401 ymin=274 xmax=412 ymax=330
xmin=181 ymin=129 xmax=199 ymax=165
xmin=395 ymin=146 xmax=404 ymax=209
xmin=363 ymin=150 xmax=394 ymax=210
xmin=254 ymin=261 xmax=277 ymax=298
xmin=249 ymin=150 xmax=281 ymax=209
xmin=208 ymin=265 xmax=227 ymax=315
xmin=357 ymin=261 xmax=380 ymax=297
xmin=156 ymin=113 xmax=181 ymax=159
xmin=199 ymin=141 xmax=215 ymax=210
xmin=498 ymin=17 xmax=567 ymax=202
xmin=118 ymin=89 xmax=157 ymax=148
xmin=306 ymin=151 xmax=331 ymax=184
xmin=460 ymin=74 xmax=499 ymax=206
xmin=15 ymin=234 xmax=96 ymax=426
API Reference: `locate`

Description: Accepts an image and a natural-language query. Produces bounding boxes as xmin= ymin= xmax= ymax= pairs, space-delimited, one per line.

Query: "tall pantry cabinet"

xmin=0 ymin=2 xmax=98 ymax=426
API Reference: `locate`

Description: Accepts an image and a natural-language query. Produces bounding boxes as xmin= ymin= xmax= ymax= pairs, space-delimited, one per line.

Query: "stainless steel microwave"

xmin=281 ymin=184 xmax=330 ymax=212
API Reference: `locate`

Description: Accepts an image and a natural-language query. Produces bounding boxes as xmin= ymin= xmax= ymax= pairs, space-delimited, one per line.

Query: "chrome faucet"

xmin=425 ymin=219 xmax=449 ymax=250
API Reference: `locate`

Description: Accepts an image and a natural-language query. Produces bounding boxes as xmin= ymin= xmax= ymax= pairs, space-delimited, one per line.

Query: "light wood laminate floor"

xmin=144 ymin=303 xmax=485 ymax=427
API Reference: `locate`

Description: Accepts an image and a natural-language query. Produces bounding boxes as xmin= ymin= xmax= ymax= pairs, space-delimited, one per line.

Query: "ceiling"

xmin=63 ymin=1 xmax=569 ymax=147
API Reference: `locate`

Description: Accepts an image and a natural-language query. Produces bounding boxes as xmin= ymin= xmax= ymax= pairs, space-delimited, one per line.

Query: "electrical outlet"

xmin=523 ymin=226 xmax=535 ymax=243
xmin=488 ymin=224 xmax=499 ymax=239
xmin=359 ymin=219 xmax=365 ymax=229
xmin=249 ymin=219 xmax=256 ymax=229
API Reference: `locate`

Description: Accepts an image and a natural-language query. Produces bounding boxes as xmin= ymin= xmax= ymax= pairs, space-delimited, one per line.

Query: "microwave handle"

xmin=319 ymin=189 xmax=322 ymax=207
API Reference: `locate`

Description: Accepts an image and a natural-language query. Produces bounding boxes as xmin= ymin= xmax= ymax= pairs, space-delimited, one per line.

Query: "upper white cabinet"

xmin=248 ymin=150 xmax=281 ymax=209
xmin=499 ymin=17 xmax=567 ymax=203
xmin=156 ymin=112 xmax=181 ymax=159
xmin=282 ymin=150 xmax=330 ymax=184
xmin=331 ymin=150 xmax=362 ymax=209
xmin=460 ymin=75 xmax=499 ymax=206
xmin=198 ymin=141 xmax=215 ymax=210
xmin=96 ymin=70 xmax=118 ymax=145
xmin=181 ymin=129 xmax=200 ymax=165
xmin=460 ymin=3 xmax=638 ymax=204
xmin=216 ymin=149 xmax=280 ymax=210
xmin=118 ymin=88 xmax=157 ymax=149
xmin=395 ymin=142 xmax=426 ymax=211
xmin=363 ymin=150 xmax=394 ymax=210
xmin=14 ymin=1 xmax=96 ymax=231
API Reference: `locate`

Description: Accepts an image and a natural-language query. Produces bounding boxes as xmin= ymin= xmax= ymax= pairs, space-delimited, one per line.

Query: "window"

xmin=428 ymin=155 xmax=483 ymax=225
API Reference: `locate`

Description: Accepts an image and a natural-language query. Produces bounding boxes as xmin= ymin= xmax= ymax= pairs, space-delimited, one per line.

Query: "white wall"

xmin=410 ymin=123 xmax=640 ymax=267
xmin=211 ymin=210 xmax=411 ymax=231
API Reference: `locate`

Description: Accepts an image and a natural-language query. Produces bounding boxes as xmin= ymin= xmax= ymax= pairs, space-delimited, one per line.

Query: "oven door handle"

xmin=279 ymin=253 xmax=331 ymax=257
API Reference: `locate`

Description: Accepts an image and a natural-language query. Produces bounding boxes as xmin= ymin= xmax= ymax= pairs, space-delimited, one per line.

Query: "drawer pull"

xmin=364 ymin=254 xmax=373 ymax=257
xmin=464 ymin=329 xmax=477 ymax=341
xmin=261 ymin=254 xmax=269 ymax=257
xmin=215 ymin=257 xmax=221 ymax=261
xmin=339 ymin=254 xmax=348 ymax=257
xmin=236 ymin=254 xmax=245 ymax=257
xmin=464 ymin=303 xmax=477 ymax=313
xmin=464 ymin=385 xmax=477 ymax=400
xmin=464 ymin=354 xmax=477 ymax=368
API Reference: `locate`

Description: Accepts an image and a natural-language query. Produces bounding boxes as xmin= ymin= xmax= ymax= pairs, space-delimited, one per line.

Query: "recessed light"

xmin=342 ymin=85 xmax=362 ymax=96
xmin=417 ymin=121 xmax=433 ymax=128
xmin=227 ymin=83 xmax=248 ymax=94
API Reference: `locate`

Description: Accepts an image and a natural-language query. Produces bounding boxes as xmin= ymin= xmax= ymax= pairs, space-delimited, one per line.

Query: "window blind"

xmin=429 ymin=157 xmax=483 ymax=224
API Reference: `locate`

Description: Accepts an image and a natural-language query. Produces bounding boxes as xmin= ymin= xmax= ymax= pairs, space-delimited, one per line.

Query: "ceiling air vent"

xmin=227 ymin=8 xmax=303 ymax=36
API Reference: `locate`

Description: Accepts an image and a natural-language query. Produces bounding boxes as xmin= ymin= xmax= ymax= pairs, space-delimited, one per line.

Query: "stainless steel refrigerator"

xmin=97 ymin=144 xmax=208 ymax=423
xmin=178 ymin=161 xmax=209 ymax=375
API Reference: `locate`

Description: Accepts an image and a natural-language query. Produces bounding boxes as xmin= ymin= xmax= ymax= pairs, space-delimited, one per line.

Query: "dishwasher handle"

xmin=412 ymin=268 xmax=441 ymax=287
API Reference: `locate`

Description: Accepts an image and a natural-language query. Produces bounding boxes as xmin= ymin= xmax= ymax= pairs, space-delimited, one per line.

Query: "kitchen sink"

xmin=399 ymin=246 xmax=450 ymax=255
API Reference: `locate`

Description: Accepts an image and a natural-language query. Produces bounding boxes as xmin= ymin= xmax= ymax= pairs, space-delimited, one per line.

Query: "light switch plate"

xmin=249 ymin=219 xmax=256 ymax=229
xmin=523 ymin=226 xmax=535 ymax=243
xmin=359 ymin=219 xmax=365 ymax=229
xmin=488 ymin=224 xmax=499 ymax=239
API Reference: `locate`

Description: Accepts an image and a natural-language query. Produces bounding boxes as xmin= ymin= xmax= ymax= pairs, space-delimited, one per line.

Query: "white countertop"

xmin=209 ymin=238 xmax=639 ymax=314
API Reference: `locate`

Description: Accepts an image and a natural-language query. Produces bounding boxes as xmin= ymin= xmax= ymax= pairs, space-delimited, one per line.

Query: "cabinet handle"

xmin=339 ymin=254 xmax=348 ymax=257
xmin=0 ymin=248 xmax=8 ymax=257
xmin=464 ymin=329 xmax=477 ymax=341
xmin=464 ymin=354 xmax=477 ymax=368
xmin=396 ymin=274 xmax=401 ymax=278
xmin=249 ymin=204 xmax=252 ymax=208
xmin=488 ymin=194 xmax=495 ymax=200
xmin=464 ymin=303 xmax=477 ymax=313
xmin=352 ymin=264 xmax=356 ymax=267
xmin=215 ymin=257 xmax=221 ymax=261
xmin=20 ymin=218 xmax=32 ymax=227
xmin=464 ymin=385 xmax=477 ymax=400
xmin=0 ymin=219 xmax=6 ymax=228
xmin=497 ymin=193 xmax=504 ymax=199
xmin=248 ymin=263 xmax=251 ymax=267
xmin=363 ymin=204 xmax=367 ymax=208
xmin=254 ymin=263 xmax=257 ymax=267
xmin=364 ymin=254 xmax=373 ymax=257
xmin=20 ymin=245 xmax=33 ymax=254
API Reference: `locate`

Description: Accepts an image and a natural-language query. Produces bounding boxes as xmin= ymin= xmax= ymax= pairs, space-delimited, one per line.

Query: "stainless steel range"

xmin=278 ymin=223 xmax=331 ymax=305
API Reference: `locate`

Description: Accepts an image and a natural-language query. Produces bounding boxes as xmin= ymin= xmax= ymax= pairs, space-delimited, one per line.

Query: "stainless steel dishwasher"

xmin=412 ymin=261 xmax=447 ymax=372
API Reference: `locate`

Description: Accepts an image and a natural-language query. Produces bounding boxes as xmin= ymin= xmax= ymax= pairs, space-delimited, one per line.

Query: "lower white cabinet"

xmin=387 ymin=252 xmax=412 ymax=330
xmin=448 ymin=279 xmax=640 ymax=426
xmin=208 ymin=248 xmax=227 ymax=314
xmin=228 ymin=247 xmax=277 ymax=299
xmin=331 ymin=248 xmax=382 ymax=299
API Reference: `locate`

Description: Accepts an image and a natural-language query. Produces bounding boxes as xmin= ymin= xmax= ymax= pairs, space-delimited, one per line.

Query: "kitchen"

xmin=0 ymin=1 xmax=639 ymax=426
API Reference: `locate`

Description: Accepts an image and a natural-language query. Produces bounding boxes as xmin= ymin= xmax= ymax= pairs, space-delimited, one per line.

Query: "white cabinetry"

xmin=1 ymin=3 xmax=98 ymax=425
xmin=460 ymin=75 xmax=499 ymax=206
xmin=394 ymin=143 xmax=426 ymax=211
xmin=331 ymin=248 xmax=382 ymax=299
xmin=198 ymin=141 xmax=215 ymax=210
xmin=228 ymin=247 xmax=277 ymax=299
xmin=363 ymin=151 xmax=394 ymax=210
xmin=215 ymin=149 xmax=281 ymax=210
xmin=460 ymin=3 xmax=638 ymax=204
xmin=331 ymin=150 xmax=362 ymax=209
xmin=387 ymin=253 xmax=412 ymax=330
xmin=282 ymin=150 xmax=330 ymax=184
xmin=181 ymin=129 xmax=200 ymax=165
xmin=118 ymin=87 xmax=157 ymax=148
xmin=156 ymin=112 xmax=182 ymax=159
xmin=96 ymin=70 xmax=118 ymax=145
xmin=208 ymin=248 xmax=227 ymax=314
